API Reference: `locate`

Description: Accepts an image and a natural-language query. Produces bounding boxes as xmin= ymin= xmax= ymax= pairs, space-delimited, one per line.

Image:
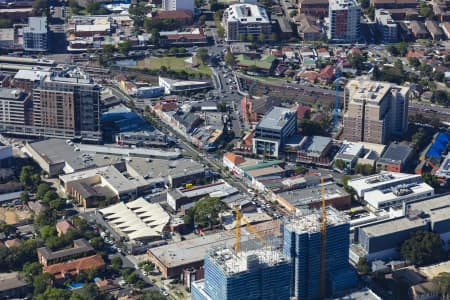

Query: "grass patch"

xmin=134 ymin=56 xmax=211 ymax=76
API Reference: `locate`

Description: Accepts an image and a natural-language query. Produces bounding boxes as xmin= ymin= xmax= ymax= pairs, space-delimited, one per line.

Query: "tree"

xmin=186 ymin=196 xmax=226 ymax=229
xmin=43 ymin=190 xmax=58 ymax=203
xmin=117 ymin=41 xmax=131 ymax=55
xmin=289 ymin=10 xmax=298 ymax=17
xmin=334 ymin=159 xmax=346 ymax=171
xmin=128 ymin=2 xmax=152 ymax=28
xmin=401 ymin=231 xmax=446 ymax=266
xmin=354 ymin=164 xmax=374 ymax=176
xmin=89 ymin=237 xmax=105 ymax=251
xmin=36 ymin=183 xmax=50 ymax=200
xmin=296 ymin=166 xmax=308 ymax=175
xmin=20 ymin=191 xmax=30 ymax=204
xmin=111 ymin=256 xmax=122 ymax=270
xmin=32 ymin=273 xmax=54 ymax=296
xmin=196 ymin=48 xmax=209 ymax=65
xmin=348 ymin=53 xmax=365 ymax=70
xmin=225 ymin=51 xmax=236 ymax=67
xmin=22 ymin=261 xmax=42 ymax=283
xmin=141 ymin=291 xmax=166 ymax=300
xmin=35 ymin=287 xmax=72 ymax=300
xmin=258 ymin=33 xmax=265 ymax=44
xmin=433 ymin=90 xmax=449 ymax=106
xmin=356 ymin=257 xmax=370 ymax=275
xmin=433 ymin=272 xmax=450 ymax=300
xmin=419 ymin=1 xmax=433 ymax=18
xmin=300 ymin=119 xmax=326 ymax=136
xmin=269 ymin=32 xmax=278 ymax=42
xmin=20 ymin=166 xmax=35 ymax=190
xmin=408 ymin=57 xmax=421 ymax=68
xmin=77 ymin=283 xmax=103 ymax=300
xmin=40 ymin=225 xmax=57 ymax=240
xmin=32 ymin=0 xmax=48 ymax=16
xmin=247 ymin=34 xmax=254 ymax=43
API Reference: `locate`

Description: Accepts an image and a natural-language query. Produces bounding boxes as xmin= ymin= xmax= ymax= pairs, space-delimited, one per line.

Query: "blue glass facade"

xmin=192 ymin=251 xmax=292 ymax=300
xmin=283 ymin=222 xmax=357 ymax=300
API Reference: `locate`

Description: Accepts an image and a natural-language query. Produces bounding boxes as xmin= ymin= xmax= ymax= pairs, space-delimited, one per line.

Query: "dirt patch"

xmin=0 ymin=207 xmax=32 ymax=225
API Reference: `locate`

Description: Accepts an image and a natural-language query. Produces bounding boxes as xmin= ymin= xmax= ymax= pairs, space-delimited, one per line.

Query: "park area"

xmin=134 ymin=56 xmax=212 ymax=77
xmin=0 ymin=206 xmax=32 ymax=224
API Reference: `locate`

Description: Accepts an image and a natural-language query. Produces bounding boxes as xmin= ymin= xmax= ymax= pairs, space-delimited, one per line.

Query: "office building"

xmin=327 ymin=0 xmax=361 ymax=42
xmin=347 ymin=172 xmax=434 ymax=210
xmin=283 ymin=208 xmax=357 ymax=299
xmin=191 ymin=247 xmax=292 ymax=300
xmin=355 ymin=194 xmax=450 ymax=261
xmin=162 ymin=0 xmax=195 ymax=12
xmin=375 ymin=9 xmax=398 ymax=43
xmin=23 ymin=17 xmax=48 ymax=52
xmin=334 ymin=141 xmax=364 ymax=172
xmin=222 ymin=4 xmax=271 ymax=42
xmin=376 ymin=142 xmax=413 ymax=172
xmin=343 ymin=79 xmax=410 ymax=145
xmin=33 ymin=73 xmax=101 ymax=142
xmin=0 ymin=88 xmax=32 ymax=126
xmin=253 ymin=106 xmax=297 ymax=158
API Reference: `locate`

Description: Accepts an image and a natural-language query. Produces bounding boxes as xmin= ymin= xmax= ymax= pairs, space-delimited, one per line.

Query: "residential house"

xmin=425 ymin=20 xmax=445 ymax=40
xmin=318 ymin=65 xmax=335 ymax=84
xmin=56 ymin=220 xmax=74 ymax=237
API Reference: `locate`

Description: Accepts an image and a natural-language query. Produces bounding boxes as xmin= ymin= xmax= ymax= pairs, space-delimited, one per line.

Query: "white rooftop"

xmin=210 ymin=247 xmax=288 ymax=276
xmin=284 ymin=207 xmax=348 ymax=234
xmin=348 ymin=172 xmax=424 ymax=198
xmin=99 ymin=198 xmax=169 ymax=241
xmin=330 ymin=0 xmax=360 ymax=10
xmin=364 ymin=182 xmax=434 ymax=209
xmin=14 ymin=69 xmax=51 ymax=82
xmin=75 ymin=23 xmax=111 ymax=32
xmin=24 ymin=17 xmax=47 ymax=34
xmin=337 ymin=141 xmax=364 ymax=157
xmin=224 ymin=4 xmax=270 ymax=24
xmin=77 ymin=144 xmax=181 ymax=159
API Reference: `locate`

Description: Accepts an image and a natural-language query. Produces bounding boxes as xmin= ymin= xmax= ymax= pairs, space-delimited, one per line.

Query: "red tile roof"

xmin=5 ymin=239 xmax=22 ymax=248
xmin=44 ymin=255 xmax=105 ymax=280
xmin=153 ymin=10 xmax=193 ymax=20
xmin=56 ymin=220 xmax=74 ymax=235
xmin=223 ymin=153 xmax=246 ymax=165
xmin=319 ymin=65 xmax=335 ymax=80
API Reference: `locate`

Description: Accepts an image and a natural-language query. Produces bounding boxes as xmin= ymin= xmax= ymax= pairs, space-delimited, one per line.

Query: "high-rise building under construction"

xmin=283 ymin=208 xmax=358 ymax=300
xmin=191 ymin=246 xmax=292 ymax=300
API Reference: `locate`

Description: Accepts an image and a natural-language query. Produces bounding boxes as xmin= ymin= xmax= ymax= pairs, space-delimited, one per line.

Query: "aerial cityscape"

xmin=0 ymin=0 xmax=449 ymax=299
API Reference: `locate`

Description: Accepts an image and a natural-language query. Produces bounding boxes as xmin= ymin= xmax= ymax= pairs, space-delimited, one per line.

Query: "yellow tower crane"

xmin=234 ymin=207 xmax=269 ymax=253
xmin=320 ymin=177 xmax=327 ymax=298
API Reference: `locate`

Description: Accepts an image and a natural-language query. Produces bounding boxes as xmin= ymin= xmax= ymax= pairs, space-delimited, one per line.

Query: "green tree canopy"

xmin=401 ymin=231 xmax=446 ymax=266
xmin=184 ymin=196 xmax=226 ymax=229
xmin=196 ymin=48 xmax=209 ymax=65
xmin=432 ymin=272 xmax=450 ymax=300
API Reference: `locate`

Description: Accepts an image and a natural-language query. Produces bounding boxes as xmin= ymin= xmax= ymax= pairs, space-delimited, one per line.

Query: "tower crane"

xmin=234 ymin=207 xmax=269 ymax=253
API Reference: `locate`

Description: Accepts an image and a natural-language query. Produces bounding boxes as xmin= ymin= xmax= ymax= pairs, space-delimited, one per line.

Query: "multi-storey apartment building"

xmin=283 ymin=208 xmax=358 ymax=299
xmin=327 ymin=0 xmax=361 ymax=42
xmin=343 ymin=79 xmax=409 ymax=145
xmin=191 ymin=247 xmax=292 ymax=300
xmin=33 ymin=74 xmax=101 ymax=142
xmin=0 ymin=88 xmax=32 ymax=126
xmin=252 ymin=106 xmax=297 ymax=158
xmin=23 ymin=17 xmax=49 ymax=52
xmin=222 ymin=4 xmax=271 ymax=42
xmin=375 ymin=9 xmax=398 ymax=43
